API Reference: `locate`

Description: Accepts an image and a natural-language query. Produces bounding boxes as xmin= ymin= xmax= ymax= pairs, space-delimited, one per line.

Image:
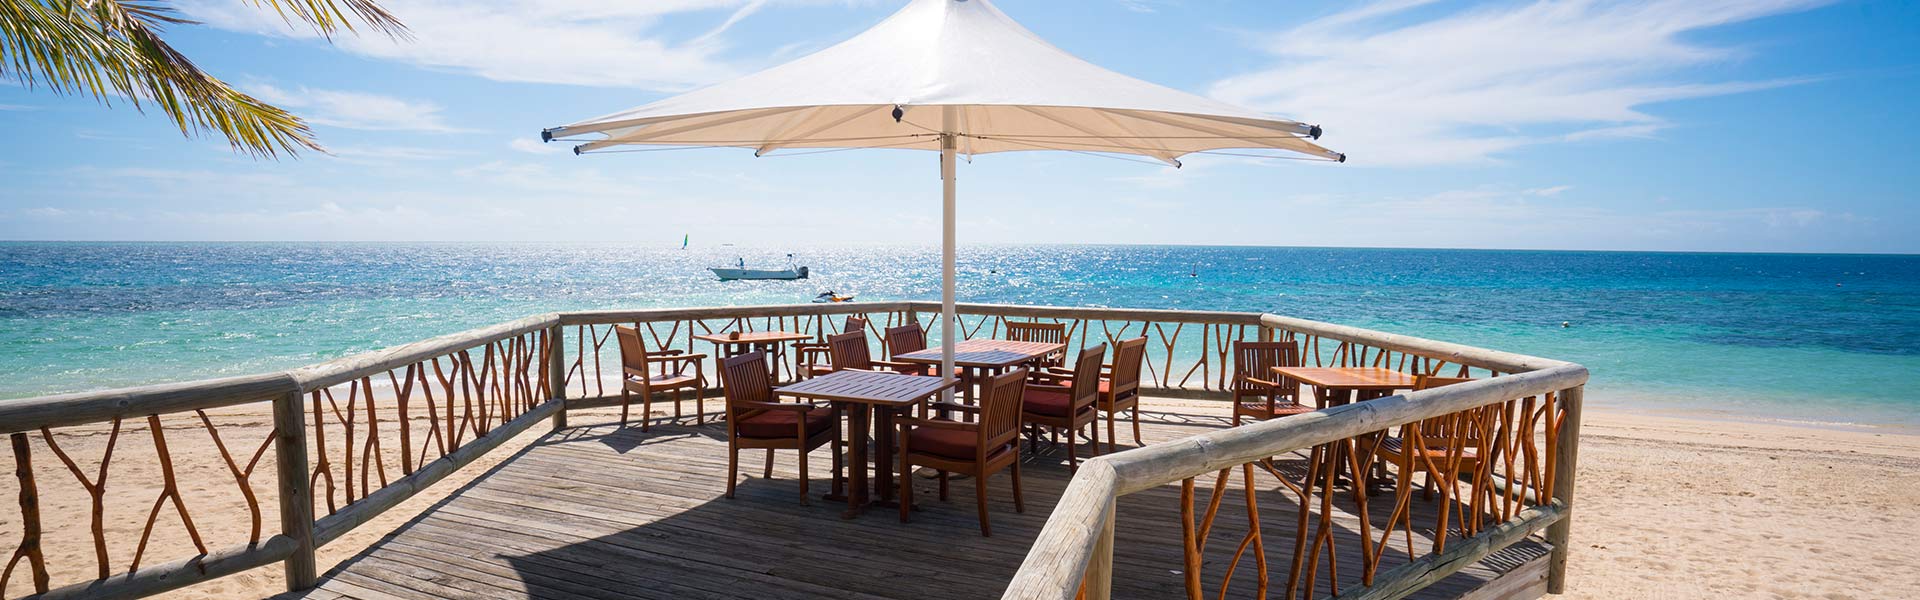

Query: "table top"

xmin=692 ymin=330 xmax=812 ymax=344
xmin=1272 ymin=367 xmax=1420 ymax=390
xmin=892 ymin=339 xmax=1065 ymax=368
xmin=775 ymin=370 xmax=959 ymax=406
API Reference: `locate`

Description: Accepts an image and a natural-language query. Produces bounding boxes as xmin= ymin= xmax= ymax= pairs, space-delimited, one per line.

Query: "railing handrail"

xmin=1 ymin=301 xmax=1586 ymax=600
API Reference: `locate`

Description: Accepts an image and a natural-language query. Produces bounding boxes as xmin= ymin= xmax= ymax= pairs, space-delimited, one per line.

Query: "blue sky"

xmin=2 ymin=0 xmax=1916 ymax=252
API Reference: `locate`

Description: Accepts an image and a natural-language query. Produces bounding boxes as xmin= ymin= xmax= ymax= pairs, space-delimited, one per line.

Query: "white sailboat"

xmin=709 ymin=254 xmax=809 ymax=281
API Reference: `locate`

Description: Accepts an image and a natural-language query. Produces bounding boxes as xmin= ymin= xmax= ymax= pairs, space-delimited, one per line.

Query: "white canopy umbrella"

xmin=542 ymin=0 xmax=1342 ymax=391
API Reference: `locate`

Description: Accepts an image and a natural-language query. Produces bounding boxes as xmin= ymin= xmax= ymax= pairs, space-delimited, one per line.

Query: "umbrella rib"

xmin=1109 ymin=109 xmax=1342 ymax=159
xmin=756 ymin=106 xmax=892 ymax=156
xmin=1010 ymin=106 xmax=1182 ymax=166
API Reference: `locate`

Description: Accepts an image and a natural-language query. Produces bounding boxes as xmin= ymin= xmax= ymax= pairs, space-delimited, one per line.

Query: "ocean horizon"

xmin=4 ymin=241 xmax=1916 ymax=429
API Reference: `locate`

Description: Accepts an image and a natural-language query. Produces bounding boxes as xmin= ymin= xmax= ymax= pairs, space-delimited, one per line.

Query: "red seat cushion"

xmin=1051 ymin=379 xmax=1112 ymax=395
xmin=908 ymin=423 xmax=978 ymax=460
xmin=735 ymin=406 xmax=835 ymax=438
xmin=1023 ymin=387 xmax=1079 ymax=417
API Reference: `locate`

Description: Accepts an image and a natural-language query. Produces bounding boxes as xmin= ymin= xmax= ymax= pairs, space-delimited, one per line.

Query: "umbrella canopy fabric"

xmin=542 ymin=0 xmax=1340 ymax=402
xmin=542 ymin=0 xmax=1343 ymax=166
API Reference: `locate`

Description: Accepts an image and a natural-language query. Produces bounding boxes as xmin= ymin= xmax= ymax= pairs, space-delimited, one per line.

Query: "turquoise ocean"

xmin=2 ymin=242 xmax=1916 ymax=429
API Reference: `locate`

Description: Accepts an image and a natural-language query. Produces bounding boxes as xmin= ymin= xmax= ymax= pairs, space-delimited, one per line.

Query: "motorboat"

xmin=710 ymin=254 xmax=809 ymax=281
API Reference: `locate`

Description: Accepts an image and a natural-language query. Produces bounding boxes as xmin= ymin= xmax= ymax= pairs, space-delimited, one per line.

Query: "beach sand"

xmin=3 ymin=399 xmax=1915 ymax=599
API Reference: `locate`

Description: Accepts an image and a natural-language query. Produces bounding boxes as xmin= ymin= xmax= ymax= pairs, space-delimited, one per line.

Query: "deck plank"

xmin=285 ymin=400 xmax=1548 ymax=599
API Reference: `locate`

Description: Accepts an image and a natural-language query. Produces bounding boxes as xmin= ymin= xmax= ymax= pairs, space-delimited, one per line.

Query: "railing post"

xmin=1085 ymin=498 xmax=1117 ymax=600
xmin=272 ymin=389 xmax=317 ymax=590
xmin=1546 ymin=384 xmax=1584 ymax=593
xmin=548 ymin=324 xmax=568 ymax=431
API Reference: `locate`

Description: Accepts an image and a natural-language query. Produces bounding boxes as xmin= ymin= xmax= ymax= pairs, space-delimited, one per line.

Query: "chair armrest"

xmin=928 ymin=401 xmax=979 ymax=414
xmin=871 ymin=359 xmax=919 ymax=369
xmin=1240 ymin=376 xmax=1280 ymax=388
xmin=649 ymin=353 xmax=707 ymax=363
xmin=737 ymin=400 xmax=812 ymax=413
xmin=898 ymin=417 xmax=977 ymax=432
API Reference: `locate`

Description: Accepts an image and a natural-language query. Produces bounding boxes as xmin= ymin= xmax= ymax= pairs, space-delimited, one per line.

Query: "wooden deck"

xmin=283 ymin=399 xmax=1548 ymax=600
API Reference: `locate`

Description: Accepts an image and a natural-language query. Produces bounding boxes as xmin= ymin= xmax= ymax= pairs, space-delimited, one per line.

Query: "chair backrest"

xmin=978 ymin=369 xmax=1028 ymax=451
xmin=1408 ymin=375 xmax=1481 ymax=450
xmin=1233 ymin=341 xmax=1301 ymax=394
xmin=885 ymin=323 xmax=927 ymax=358
xmin=614 ymin=325 xmax=651 ymax=372
xmin=1066 ymin=344 xmax=1107 ymax=411
xmin=1109 ymin=337 xmax=1148 ymax=397
xmin=841 ymin=315 xmax=869 ymax=336
xmin=719 ymin=352 xmax=773 ymax=421
xmin=827 ymin=330 xmax=872 ymax=371
xmin=1005 ymin=321 xmax=1068 ymax=346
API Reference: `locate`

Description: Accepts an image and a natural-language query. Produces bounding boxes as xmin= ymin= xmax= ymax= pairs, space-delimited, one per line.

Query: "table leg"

xmin=842 ymin=403 xmax=871 ymax=519
xmin=874 ymin=407 xmax=900 ymax=505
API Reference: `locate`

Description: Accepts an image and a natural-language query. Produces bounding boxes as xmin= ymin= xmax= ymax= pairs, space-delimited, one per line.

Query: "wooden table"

xmin=693 ymin=330 xmax=811 ymax=381
xmin=893 ymin=339 xmax=1064 ymax=404
xmin=1271 ymin=366 xmax=1420 ymax=490
xmin=1273 ymin=367 xmax=1420 ymax=407
xmin=774 ymin=370 xmax=958 ymax=518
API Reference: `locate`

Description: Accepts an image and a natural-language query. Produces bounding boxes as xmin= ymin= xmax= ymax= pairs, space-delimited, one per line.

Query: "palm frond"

xmin=0 ymin=0 xmax=410 ymax=158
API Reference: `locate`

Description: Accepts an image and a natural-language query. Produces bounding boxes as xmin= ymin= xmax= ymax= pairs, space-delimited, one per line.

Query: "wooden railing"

xmin=1002 ymin=313 xmax=1587 ymax=600
xmin=0 ymin=303 xmax=1584 ymax=600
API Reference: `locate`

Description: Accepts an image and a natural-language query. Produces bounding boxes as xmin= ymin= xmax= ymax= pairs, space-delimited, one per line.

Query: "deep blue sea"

xmin=2 ymin=242 xmax=1916 ymax=428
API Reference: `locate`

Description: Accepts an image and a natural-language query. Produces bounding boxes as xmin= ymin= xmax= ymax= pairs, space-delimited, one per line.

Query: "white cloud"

xmin=244 ymin=83 xmax=467 ymax=132
xmin=181 ymin=0 xmax=868 ymax=90
xmin=509 ymin=138 xmax=564 ymax=155
xmin=1210 ymin=0 xmax=1833 ymax=166
xmin=0 ymin=104 xmax=39 ymax=111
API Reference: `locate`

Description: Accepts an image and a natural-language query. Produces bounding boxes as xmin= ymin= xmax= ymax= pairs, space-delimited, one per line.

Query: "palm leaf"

xmin=0 ymin=0 xmax=409 ymax=158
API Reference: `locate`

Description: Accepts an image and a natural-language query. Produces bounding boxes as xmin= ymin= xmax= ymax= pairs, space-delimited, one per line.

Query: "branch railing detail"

xmin=1004 ymin=313 xmax=1587 ymax=600
xmin=0 ymin=302 xmax=1583 ymax=600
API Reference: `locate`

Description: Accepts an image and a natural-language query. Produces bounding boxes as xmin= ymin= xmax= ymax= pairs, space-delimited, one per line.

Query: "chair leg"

xmin=832 ymin=427 xmax=845 ymax=499
xmin=899 ymin=452 xmax=913 ymax=523
xmin=620 ymin=387 xmax=632 ymax=429
xmin=1066 ymin=427 xmax=1078 ymax=471
xmin=938 ymin=471 xmax=950 ymax=501
xmin=726 ymin=444 xmax=739 ymax=499
xmin=695 ymin=389 xmax=705 ymax=425
xmin=1131 ymin=407 xmax=1143 ymax=445
xmin=1106 ymin=410 xmax=1117 ymax=454
xmin=764 ymin=449 xmax=775 ymax=479
xmin=672 ymin=388 xmax=682 ymax=424
xmin=975 ymin=472 xmax=992 ymax=537
xmin=1011 ymin=460 xmax=1025 ymax=514
xmin=798 ymin=445 xmax=811 ymax=506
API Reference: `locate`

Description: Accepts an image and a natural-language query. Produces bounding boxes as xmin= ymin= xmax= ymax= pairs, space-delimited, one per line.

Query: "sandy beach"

xmin=3 ymin=398 xmax=1916 ymax=599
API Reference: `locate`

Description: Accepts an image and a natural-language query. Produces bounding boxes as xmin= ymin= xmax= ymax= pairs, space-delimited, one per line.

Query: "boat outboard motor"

xmin=797 ymin=266 xmax=810 ymax=279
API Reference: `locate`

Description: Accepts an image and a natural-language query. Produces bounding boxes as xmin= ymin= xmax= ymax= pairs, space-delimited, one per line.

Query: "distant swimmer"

xmin=1561 ymin=321 xmax=1571 ymax=328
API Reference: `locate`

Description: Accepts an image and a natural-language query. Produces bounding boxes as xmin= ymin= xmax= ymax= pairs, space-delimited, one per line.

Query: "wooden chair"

xmin=1020 ymin=344 xmax=1105 ymax=470
xmin=1374 ymin=375 xmax=1480 ymax=555
xmin=1004 ymin=321 xmax=1069 ymax=370
xmin=1096 ymin=337 xmax=1147 ymax=453
xmin=882 ymin=323 xmax=939 ymax=377
xmin=720 ymin=352 xmax=843 ymax=506
xmin=823 ymin=330 xmax=918 ymax=375
xmin=1230 ymin=340 xmax=1309 ymax=426
xmin=614 ymin=325 xmax=707 ymax=431
xmin=898 ymin=368 xmax=1027 ymax=536
xmin=798 ymin=315 xmax=868 ymax=378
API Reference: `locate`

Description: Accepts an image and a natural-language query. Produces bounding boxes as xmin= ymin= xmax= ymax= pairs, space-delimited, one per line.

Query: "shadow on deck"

xmin=283 ymin=400 xmax=1548 ymax=600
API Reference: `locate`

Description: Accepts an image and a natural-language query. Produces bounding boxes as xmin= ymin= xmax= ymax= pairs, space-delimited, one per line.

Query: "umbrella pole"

xmin=939 ymin=114 xmax=958 ymax=403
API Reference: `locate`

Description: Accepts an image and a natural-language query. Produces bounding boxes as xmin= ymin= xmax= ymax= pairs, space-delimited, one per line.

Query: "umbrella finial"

xmin=1337 ymin=153 xmax=1347 ymax=163
xmin=891 ymin=105 xmax=906 ymax=122
xmin=540 ymin=129 xmax=554 ymax=143
xmin=1309 ymin=125 xmax=1323 ymax=140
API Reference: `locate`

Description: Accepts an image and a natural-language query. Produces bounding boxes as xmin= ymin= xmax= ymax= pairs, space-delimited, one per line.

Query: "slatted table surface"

xmin=775 ymin=370 xmax=958 ymax=407
xmin=281 ymin=399 xmax=1550 ymax=600
xmin=891 ymin=339 xmax=1065 ymax=369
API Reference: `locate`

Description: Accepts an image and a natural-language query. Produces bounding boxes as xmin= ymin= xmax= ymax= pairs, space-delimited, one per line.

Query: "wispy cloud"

xmin=1211 ymin=0 xmax=1834 ymax=166
xmin=181 ymin=0 xmax=868 ymax=90
xmin=509 ymin=138 xmax=564 ymax=155
xmin=0 ymin=104 xmax=39 ymax=111
xmin=244 ymin=84 xmax=467 ymax=132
